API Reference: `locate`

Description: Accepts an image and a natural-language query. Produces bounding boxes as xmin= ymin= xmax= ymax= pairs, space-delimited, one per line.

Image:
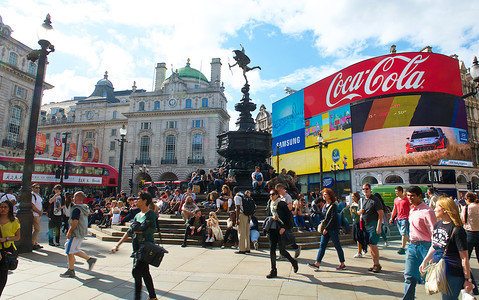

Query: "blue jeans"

xmin=403 ymin=241 xmax=431 ymax=300
xmin=316 ymin=229 xmax=345 ymax=264
xmin=214 ymin=179 xmax=224 ymax=192
xmin=252 ymin=181 xmax=265 ymax=191
xmin=250 ymin=229 xmax=260 ymax=242
xmin=441 ymin=273 xmax=464 ymax=300
xmin=466 ymin=230 xmax=479 ymax=263
xmin=294 ymin=215 xmax=308 ymax=230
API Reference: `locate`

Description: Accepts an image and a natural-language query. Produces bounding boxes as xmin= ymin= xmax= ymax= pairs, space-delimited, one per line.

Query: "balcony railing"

xmin=187 ymin=157 xmax=205 ymax=164
xmin=135 ymin=158 xmax=151 ymax=165
xmin=2 ymin=139 xmax=25 ymax=150
xmin=161 ymin=158 xmax=177 ymax=165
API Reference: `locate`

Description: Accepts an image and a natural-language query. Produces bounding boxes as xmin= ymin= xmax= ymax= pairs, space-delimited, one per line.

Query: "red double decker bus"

xmin=0 ymin=156 xmax=118 ymax=197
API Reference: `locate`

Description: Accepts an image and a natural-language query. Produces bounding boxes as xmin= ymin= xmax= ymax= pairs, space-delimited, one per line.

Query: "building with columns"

xmin=37 ymin=59 xmax=229 ymax=192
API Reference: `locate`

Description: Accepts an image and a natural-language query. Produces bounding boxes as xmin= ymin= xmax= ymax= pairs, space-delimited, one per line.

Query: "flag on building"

xmin=81 ymin=145 xmax=88 ymax=162
xmin=35 ymin=133 xmax=46 ymax=154
xmin=66 ymin=142 xmax=77 ymax=160
xmin=92 ymin=147 xmax=99 ymax=162
xmin=52 ymin=138 xmax=62 ymax=157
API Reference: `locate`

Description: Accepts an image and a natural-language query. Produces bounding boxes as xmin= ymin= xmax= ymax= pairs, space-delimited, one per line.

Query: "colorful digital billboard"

xmin=351 ymin=94 xmax=472 ymax=168
xmin=303 ymin=53 xmax=463 ymax=119
xmin=272 ymin=90 xmax=304 ymax=138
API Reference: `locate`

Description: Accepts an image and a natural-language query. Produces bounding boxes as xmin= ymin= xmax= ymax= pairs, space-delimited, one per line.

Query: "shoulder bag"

xmin=137 ymin=216 xmax=168 ymax=267
xmin=0 ymin=229 xmax=17 ymax=270
xmin=262 ymin=216 xmax=277 ymax=234
xmin=318 ymin=203 xmax=333 ymax=233
xmin=424 ymin=227 xmax=456 ymax=295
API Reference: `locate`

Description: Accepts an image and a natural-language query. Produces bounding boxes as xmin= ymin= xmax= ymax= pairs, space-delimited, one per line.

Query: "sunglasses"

xmin=269 ymin=193 xmax=278 ymax=196
xmin=362 ymin=188 xmax=370 ymax=190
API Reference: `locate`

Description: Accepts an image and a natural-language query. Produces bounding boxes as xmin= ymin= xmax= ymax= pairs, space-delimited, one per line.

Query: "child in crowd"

xmin=206 ymin=212 xmax=223 ymax=242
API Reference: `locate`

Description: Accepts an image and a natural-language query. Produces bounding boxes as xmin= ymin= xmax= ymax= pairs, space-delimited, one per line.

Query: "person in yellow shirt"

xmin=0 ymin=200 xmax=20 ymax=297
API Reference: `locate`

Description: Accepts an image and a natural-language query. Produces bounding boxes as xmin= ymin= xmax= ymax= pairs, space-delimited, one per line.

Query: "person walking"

xmin=111 ymin=191 xmax=158 ymax=300
xmin=307 ymin=188 xmax=346 ymax=271
xmin=402 ymin=186 xmax=436 ymax=300
xmin=420 ymin=196 xmax=474 ymax=300
xmin=60 ymin=191 xmax=97 ymax=278
xmin=0 ymin=200 xmax=20 ymax=297
xmin=266 ymin=189 xmax=298 ymax=278
xmin=350 ymin=192 xmax=367 ymax=258
xmin=462 ymin=192 xmax=479 ymax=263
xmin=358 ymin=183 xmax=384 ymax=273
xmin=235 ymin=188 xmax=250 ymax=254
xmin=390 ymin=186 xmax=410 ymax=255
xmin=31 ymin=183 xmax=43 ymax=250
xmin=48 ymin=184 xmax=64 ymax=246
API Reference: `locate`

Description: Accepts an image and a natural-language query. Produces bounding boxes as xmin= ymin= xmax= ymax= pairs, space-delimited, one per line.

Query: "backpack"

xmin=240 ymin=194 xmax=256 ymax=216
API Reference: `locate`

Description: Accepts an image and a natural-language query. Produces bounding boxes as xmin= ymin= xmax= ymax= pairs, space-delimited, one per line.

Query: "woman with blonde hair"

xmin=420 ymin=196 xmax=474 ymax=299
xmin=216 ymin=185 xmax=233 ymax=213
xmin=206 ymin=211 xmax=223 ymax=242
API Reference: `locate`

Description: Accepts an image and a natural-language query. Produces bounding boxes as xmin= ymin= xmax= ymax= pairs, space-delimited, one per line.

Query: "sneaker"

xmin=181 ymin=243 xmax=187 ymax=248
xmin=307 ymin=263 xmax=319 ymax=271
xmin=383 ymin=242 xmax=389 ymax=247
xmin=221 ymin=245 xmax=225 ymax=249
xmin=32 ymin=244 xmax=41 ymax=250
xmin=254 ymin=241 xmax=259 ymax=251
xmin=353 ymin=253 xmax=362 ymax=258
xmin=336 ymin=264 xmax=346 ymax=270
xmin=397 ymin=248 xmax=406 ymax=255
xmin=294 ymin=245 xmax=301 ymax=258
xmin=60 ymin=269 xmax=75 ymax=278
xmin=87 ymin=257 xmax=97 ymax=271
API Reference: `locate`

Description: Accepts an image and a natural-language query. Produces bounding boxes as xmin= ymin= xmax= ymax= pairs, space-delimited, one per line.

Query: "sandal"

xmin=372 ymin=265 xmax=382 ymax=273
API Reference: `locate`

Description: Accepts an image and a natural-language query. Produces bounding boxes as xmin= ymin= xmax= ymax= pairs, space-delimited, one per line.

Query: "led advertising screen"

xmin=303 ymin=53 xmax=463 ymax=119
xmin=272 ymin=90 xmax=305 ymax=138
xmin=351 ymin=94 xmax=472 ymax=168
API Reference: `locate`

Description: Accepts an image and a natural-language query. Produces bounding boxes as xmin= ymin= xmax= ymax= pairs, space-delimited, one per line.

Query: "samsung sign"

xmin=273 ymin=129 xmax=305 ymax=155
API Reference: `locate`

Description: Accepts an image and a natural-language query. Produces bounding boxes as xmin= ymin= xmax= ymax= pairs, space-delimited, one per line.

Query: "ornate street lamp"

xmin=116 ymin=125 xmax=127 ymax=194
xmin=317 ymin=133 xmax=328 ymax=191
xmin=470 ymin=56 xmax=479 ymax=83
xmin=59 ymin=132 xmax=70 ymax=185
xmin=18 ymin=14 xmax=55 ymax=253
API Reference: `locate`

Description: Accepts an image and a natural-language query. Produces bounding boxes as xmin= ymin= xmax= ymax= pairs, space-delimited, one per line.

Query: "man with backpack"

xmin=0 ymin=188 xmax=16 ymax=203
xmin=235 ymin=188 xmax=256 ymax=254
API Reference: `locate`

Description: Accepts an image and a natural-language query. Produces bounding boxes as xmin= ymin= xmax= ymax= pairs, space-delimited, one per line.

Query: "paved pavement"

xmin=4 ymin=217 xmax=475 ymax=299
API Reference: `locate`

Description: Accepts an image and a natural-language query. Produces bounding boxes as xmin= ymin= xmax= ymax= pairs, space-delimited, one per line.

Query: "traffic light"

xmin=64 ymin=165 xmax=69 ymax=179
xmin=467 ymin=181 xmax=472 ymax=190
xmin=55 ymin=168 xmax=61 ymax=179
xmin=128 ymin=179 xmax=133 ymax=188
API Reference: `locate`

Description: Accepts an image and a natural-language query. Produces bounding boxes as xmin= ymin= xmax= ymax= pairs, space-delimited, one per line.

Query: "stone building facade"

xmin=37 ymin=59 xmax=229 ymax=191
xmin=0 ymin=16 xmax=53 ymax=157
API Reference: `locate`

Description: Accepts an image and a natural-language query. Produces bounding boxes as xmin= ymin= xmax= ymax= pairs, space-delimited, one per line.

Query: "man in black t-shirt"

xmin=359 ymin=183 xmax=383 ymax=273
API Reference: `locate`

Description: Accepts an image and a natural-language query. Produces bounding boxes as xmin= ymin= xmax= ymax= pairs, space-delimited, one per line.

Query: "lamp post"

xmin=463 ymin=57 xmax=479 ymax=99
xmin=130 ymin=162 xmax=135 ymax=195
xmin=59 ymin=132 xmax=70 ymax=185
xmin=331 ymin=163 xmax=339 ymax=196
xmin=116 ymin=125 xmax=127 ymax=194
xmin=276 ymin=145 xmax=280 ymax=174
xmin=317 ymin=133 xmax=328 ymax=191
xmin=18 ymin=15 xmax=55 ymax=253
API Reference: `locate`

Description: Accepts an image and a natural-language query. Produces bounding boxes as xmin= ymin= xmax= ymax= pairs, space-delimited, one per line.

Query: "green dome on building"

xmin=175 ymin=59 xmax=209 ymax=83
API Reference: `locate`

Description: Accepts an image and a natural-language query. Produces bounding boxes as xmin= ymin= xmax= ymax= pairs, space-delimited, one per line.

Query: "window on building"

xmin=46 ymin=133 xmax=50 ymax=140
xmin=167 ymin=121 xmax=177 ymax=129
xmin=186 ymin=99 xmax=192 ymax=108
xmin=14 ymin=86 xmax=27 ymax=99
xmin=140 ymin=136 xmax=150 ymax=161
xmin=141 ymin=122 xmax=151 ymax=130
xmin=108 ymin=156 xmax=115 ymax=166
xmin=113 ymin=111 xmax=118 ymax=119
xmin=154 ymin=101 xmax=160 ymax=110
xmin=192 ymin=120 xmax=203 ymax=128
xmin=111 ymin=129 xmax=117 ymax=136
xmin=192 ymin=134 xmax=202 ymax=159
xmin=28 ymin=62 xmax=36 ymax=75
xmin=9 ymin=52 xmax=18 ymax=66
xmin=7 ymin=106 xmax=22 ymax=145
xmin=202 ymin=98 xmax=208 ymax=107
xmin=87 ymin=144 xmax=93 ymax=159
xmin=86 ymin=131 xmax=95 ymax=139
xmin=165 ymin=135 xmax=176 ymax=160
xmin=55 ymin=132 xmax=61 ymax=139
xmin=384 ymin=175 xmax=404 ymax=184
xmin=110 ymin=141 xmax=116 ymax=151
xmin=45 ymin=144 xmax=49 ymax=154
xmin=139 ymin=102 xmax=145 ymax=111
xmin=361 ymin=176 xmax=378 ymax=185
xmin=194 ymin=85 xmax=199 ymax=89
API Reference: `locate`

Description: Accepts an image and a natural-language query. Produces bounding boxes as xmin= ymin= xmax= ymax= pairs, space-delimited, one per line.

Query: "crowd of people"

xmin=1 ymin=167 xmax=479 ymax=299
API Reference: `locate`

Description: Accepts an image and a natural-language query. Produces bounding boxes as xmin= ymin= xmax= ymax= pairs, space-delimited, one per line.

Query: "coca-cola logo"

xmin=326 ymin=55 xmax=428 ymax=108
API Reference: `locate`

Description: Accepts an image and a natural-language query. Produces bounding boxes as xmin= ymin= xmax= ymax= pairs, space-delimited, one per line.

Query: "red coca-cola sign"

xmin=304 ymin=53 xmax=462 ymax=119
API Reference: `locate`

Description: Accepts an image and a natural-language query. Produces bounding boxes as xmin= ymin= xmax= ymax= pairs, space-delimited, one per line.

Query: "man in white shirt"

xmin=234 ymin=188 xmax=250 ymax=254
xmin=0 ymin=188 xmax=16 ymax=203
xmin=31 ymin=184 xmax=44 ymax=250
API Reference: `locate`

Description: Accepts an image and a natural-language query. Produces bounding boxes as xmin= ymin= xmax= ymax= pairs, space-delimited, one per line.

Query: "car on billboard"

xmin=406 ymin=127 xmax=448 ymax=154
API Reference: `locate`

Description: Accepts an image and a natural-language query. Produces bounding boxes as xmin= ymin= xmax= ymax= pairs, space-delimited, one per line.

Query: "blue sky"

xmin=2 ymin=0 xmax=479 ymax=130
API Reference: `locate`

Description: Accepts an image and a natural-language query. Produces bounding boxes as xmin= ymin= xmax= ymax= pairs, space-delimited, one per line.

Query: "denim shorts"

xmin=396 ymin=218 xmax=410 ymax=236
xmin=366 ymin=221 xmax=380 ymax=245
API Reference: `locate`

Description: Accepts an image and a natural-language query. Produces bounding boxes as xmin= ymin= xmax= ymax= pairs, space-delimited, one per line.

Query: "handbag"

xmin=425 ymin=227 xmax=457 ymax=295
xmin=192 ymin=185 xmax=201 ymax=194
xmin=137 ymin=242 xmax=168 ymax=267
xmin=318 ymin=203 xmax=333 ymax=233
xmin=0 ymin=230 xmax=17 ymax=271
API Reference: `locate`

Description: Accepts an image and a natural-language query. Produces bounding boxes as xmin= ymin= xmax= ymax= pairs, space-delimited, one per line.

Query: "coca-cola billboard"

xmin=304 ymin=53 xmax=462 ymax=119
